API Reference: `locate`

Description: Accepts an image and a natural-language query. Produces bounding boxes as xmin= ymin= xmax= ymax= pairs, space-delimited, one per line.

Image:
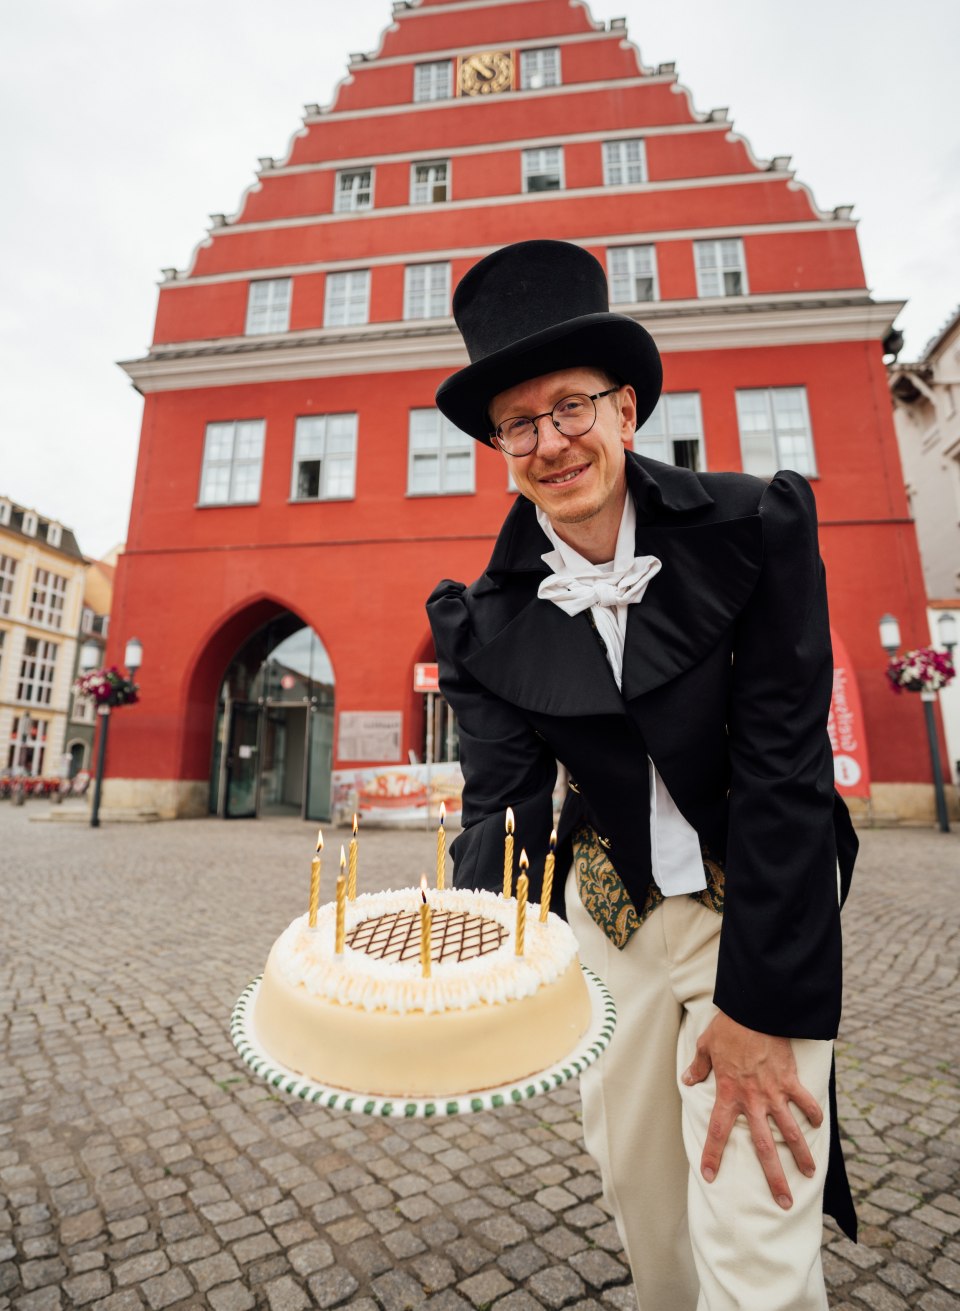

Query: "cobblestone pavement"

xmin=1 ymin=806 xmax=958 ymax=1311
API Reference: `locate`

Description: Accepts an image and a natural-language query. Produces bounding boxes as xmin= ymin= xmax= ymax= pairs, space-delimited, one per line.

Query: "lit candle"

xmin=503 ymin=806 xmax=515 ymax=898
xmin=419 ymin=875 xmax=432 ymax=979
xmin=437 ymin=802 xmax=446 ymax=890
xmin=348 ymin=813 xmax=359 ymax=901
xmin=335 ymin=847 xmax=347 ymax=954
xmin=516 ymin=851 xmax=529 ymax=956
xmin=539 ymin=828 xmax=557 ymax=923
xmin=309 ymin=828 xmax=323 ymax=928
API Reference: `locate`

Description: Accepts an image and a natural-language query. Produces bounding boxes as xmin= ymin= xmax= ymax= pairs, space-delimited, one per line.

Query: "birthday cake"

xmin=252 ymin=886 xmax=592 ymax=1097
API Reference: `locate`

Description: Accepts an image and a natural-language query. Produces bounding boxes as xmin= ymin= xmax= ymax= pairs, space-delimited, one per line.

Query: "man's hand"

xmin=681 ymin=1011 xmax=823 ymax=1209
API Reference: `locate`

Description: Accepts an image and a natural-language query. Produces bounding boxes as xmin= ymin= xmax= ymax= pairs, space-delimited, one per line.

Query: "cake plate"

xmin=230 ymin=965 xmax=616 ymax=1118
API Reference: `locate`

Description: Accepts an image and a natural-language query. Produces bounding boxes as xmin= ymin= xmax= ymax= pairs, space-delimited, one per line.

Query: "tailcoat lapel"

xmin=463 ymin=453 xmax=764 ymax=712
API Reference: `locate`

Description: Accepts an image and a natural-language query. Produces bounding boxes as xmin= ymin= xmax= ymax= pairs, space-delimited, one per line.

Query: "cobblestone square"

xmin=1 ymin=808 xmax=958 ymax=1308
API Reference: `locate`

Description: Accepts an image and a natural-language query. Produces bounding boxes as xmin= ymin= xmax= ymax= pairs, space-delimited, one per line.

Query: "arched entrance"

xmin=210 ymin=613 xmax=335 ymax=820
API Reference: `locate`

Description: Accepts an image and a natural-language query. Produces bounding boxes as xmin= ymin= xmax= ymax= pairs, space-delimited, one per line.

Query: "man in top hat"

xmin=426 ymin=240 xmax=857 ymax=1310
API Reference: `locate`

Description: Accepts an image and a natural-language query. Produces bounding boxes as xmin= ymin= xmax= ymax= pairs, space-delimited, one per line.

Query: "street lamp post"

xmin=880 ymin=614 xmax=952 ymax=833
xmin=82 ymin=638 xmax=143 ymax=830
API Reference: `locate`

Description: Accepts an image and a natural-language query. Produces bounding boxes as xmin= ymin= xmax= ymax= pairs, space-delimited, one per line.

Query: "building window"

xmin=46 ymin=522 xmax=63 ymax=548
xmin=245 ymin=278 xmax=292 ymax=334
xmin=17 ymin=637 xmax=58 ymax=706
xmin=408 ymin=410 xmax=475 ymax=495
xmin=71 ymin=689 xmax=96 ymax=725
xmin=0 ymin=628 xmax=4 ymax=677
xmin=0 ymin=500 xmax=10 ymax=526
xmin=520 ymin=46 xmax=561 ymax=90
xmin=334 ymin=168 xmax=373 ymax=214
xmin=414 ymin=59 xmax=453 ymax=102
xmin=8 ymin=714 xmax=48 ymax=775
xmin=0 ymin=555 xmax=16 ymax=616
xmin=324 ymin=270 xmax=370 ymax=327
xmin=22 ymin=511 xmax=38 ymax=537
xmin=608 ymin=245 xmax=659 ymax=304
xmin=411 ymin=159 xmax=450 ymax=204
xmin=522 ymin=147 xmax=563 ymax=193
xmin=404 ymin=263 xmax=451 ymax=320
xmin=198 ymin=420 xmax=265 ymax=505
xmin=695 ymin=239 xmax=748 ymax=297
xmin=735 ymin=387 xmax=817 ymax=477
xmin=291 ymin=414 xmax=358 ymax=501
xmin=635 ymin=394 xmax=705 ymax=471
xmin=28 ymin=568 xmax=68 ymax=629
xmin=603 ymin=138 xmax=647 ymax=185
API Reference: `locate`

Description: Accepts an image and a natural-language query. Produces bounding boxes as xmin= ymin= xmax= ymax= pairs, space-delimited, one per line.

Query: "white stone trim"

xmin=348 ymin=25 xmax=617 ymax=70
xmin=120 ymin=298 xmax=906 ymax=394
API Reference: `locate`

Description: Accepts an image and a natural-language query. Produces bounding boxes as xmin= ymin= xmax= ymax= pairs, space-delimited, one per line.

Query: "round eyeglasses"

xmin=490 ymin=388 xmax=620 ymax=456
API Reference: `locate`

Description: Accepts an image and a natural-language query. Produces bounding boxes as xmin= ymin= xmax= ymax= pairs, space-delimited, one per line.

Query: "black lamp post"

xmin=82 ymin=637 xmax=143 ymax=829
xmin=880 ymin=614 xmax=952 ymax=833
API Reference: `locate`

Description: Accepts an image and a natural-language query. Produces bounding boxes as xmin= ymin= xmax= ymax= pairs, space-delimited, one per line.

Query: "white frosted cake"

xmin=253 ymin=887 xmax=592 ymax=1097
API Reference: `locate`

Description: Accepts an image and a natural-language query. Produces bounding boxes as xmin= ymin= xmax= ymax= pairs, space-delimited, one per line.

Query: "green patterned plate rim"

xmin=230 ymin=964 xmax=616 ymax=1118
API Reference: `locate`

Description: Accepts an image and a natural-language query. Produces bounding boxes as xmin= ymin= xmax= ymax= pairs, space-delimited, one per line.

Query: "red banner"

xmin=828 ymin=628 xmax=871 ymax=797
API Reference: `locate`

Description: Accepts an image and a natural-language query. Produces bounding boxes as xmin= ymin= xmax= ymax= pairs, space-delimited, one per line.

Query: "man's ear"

xmin=619 ymin=385 xmax=638 ymax=443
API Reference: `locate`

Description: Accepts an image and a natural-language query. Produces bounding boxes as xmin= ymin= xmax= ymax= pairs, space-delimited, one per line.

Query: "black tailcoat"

xmin=426 ymin=451 xmax=858 ymax=1238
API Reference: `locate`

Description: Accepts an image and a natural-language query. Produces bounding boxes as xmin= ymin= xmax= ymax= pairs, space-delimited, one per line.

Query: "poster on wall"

xmin=828 ymin=627 xmax=872 ymax=798
xmin=337 ymin=712 xmax=403 ymax=762
xmin=332 ymin=762 xmax=464 ymax=825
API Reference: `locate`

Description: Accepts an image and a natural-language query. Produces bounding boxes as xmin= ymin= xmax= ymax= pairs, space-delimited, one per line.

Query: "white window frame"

xmin=0 ymin=500 xmax=10 ymax=526
xmin=410 ymin=159 xmax=450 ymax=205
xmin=324 ymin=269 xmax=370 ymax=328
xmin=21 ymin=511 xmax=37 ymax=537
xmin=45 ymin=522 xmax=63 ymax=548
xmin=0 ymin=554 xmax=17 ymax=616
xmin=414 ymin=59 xmax=453 ymax=102
xmin=198 ymin=420 xmax=265 ymax=506
xmin=16 ymin=637 xmax=58 ymax=706
xmin=522 ymin=147 xmax=564 ymax=194
xmin=403 ymin=263 xmax=451 ymax=321
xmin=735 ymin=387 xmax=818 ymax=477
xmin=71 ymin=689 xmax=96 ymax=725
xmin=695 ymin=239 xmax=748 ymax=298
xmin=290 ymin=414 xmax=358 ymax=502
xmin=28 ymin=568 xmax=68 ymax=629
xmin=245 ymin=278 xmax=292 ymax=335
xmin=0 ymin=627 xmax=5 ymax=678
xmin=634 ymin=393 xmax=706 ymax=472
xmin=334 ymin=168 xmax=374 ymax=214
xmin=8 ymin=713 xmax=48 ymax=775
xmin=603 ymin=138 xmax=648 ymax=186
xmin=520 ymin=46 xmax=561 ymax=90
xmin=407 ymin=410 xmax=475 ymax=496
xmin=608 ymin=245 xmax=659 ymax=304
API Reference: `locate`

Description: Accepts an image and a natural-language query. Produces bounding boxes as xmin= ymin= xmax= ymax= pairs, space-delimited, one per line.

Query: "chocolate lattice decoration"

xmin=345 ymin=909 xmax=506 ymax=964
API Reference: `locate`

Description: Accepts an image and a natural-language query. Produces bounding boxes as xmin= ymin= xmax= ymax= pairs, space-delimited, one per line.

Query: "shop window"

xmin=735 ymin=387 xmax=817 ymax=477
xmin=198 ymin=420 xmax=265 ymax=505
xmin=291 ymin=414 xmax=358 ymax=501
xmin=608 ymin=245 xmax=659 ymax=304
xmin=695 ymin=239 xmax=748 ymax=297
xmin=635 ymin=394 xmax=706 ymax=471
xmin=245 ymin=278 xmax=292 ymax=334
xmin=408 ymin=410 xmax=475 ymax=495
xmin=7 ymin=714 xmax=48 ymax=775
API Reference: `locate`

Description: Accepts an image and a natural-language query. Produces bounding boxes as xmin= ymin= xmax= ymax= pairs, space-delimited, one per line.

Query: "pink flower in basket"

xmin=886 ymin=647 xmax=955 ymax=695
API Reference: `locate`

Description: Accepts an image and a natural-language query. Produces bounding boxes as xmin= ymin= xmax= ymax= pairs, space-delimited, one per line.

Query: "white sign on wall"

xmin=337 ymin=711 xmax=403 ymax=762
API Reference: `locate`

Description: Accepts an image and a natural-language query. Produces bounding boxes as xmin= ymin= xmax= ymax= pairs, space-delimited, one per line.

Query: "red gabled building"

xmin=110 ymin=0 xmax=942 ymax=824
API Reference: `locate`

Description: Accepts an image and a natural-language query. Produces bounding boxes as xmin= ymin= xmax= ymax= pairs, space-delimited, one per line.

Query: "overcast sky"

xmin=2 ymin=0 xmax=958 ymax=561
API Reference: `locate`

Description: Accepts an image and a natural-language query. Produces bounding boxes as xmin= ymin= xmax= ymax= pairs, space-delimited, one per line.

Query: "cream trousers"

xmin=566 ymin=870 xmax=833 ymax=1311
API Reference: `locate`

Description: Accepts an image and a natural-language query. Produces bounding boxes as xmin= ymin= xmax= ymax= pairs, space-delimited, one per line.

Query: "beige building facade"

xmin=0 ymin=497 xmax=87 ymax=777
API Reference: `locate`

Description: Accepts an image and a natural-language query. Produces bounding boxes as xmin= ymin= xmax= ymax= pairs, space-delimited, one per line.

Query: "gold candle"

xmin=437 ymin=801 xmax=446 ymax=890
xmin=309 ymin=828 xmax=323 ymax=928
xmin=503 ymin=806 xmax=515 ymax=899
xmin=419 ymin=875 xmax=432 ymax=978
xmin=539 ymin=828 xmax=557 ymax=923
xmin=335 ymin=847 xmax=347 ymax=954
xmin=516 ymin=851 xmax=529 ymax=957
xmin=348 ymin=813 xmax=359 ymax=901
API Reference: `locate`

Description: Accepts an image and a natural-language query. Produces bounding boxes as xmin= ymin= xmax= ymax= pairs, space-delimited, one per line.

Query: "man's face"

xmin=489 ymin=367 xmax=636 ymax=530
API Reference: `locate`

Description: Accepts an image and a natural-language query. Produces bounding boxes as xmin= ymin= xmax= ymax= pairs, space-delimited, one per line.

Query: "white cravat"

xmin=536 ymin=497 xmax=706 ymax=897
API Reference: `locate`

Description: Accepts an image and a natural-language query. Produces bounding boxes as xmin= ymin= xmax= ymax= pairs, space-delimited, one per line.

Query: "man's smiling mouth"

xmin=541 ymin=464 xmax=588 ymax=486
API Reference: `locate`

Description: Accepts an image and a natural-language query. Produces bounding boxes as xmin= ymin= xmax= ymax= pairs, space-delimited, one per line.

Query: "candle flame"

xmin=352 ymin=812 xmax=359 ymax=836
xmin=420 ymin=874 xmax=428 ymax=903
xmin=550 ymin=828 xmax=557 ymax=851
xmin=505 ymin=806 xmax=515 ymax=835
xmin=315 ymin=828 xmax=323 ymax=852
xmin=340 ymin=845 xmax=347 ymax=871
xmin=439 ymin=800 xmax=446 ymax=825
xmin=519 ymin=848 xmax=529 ymax=871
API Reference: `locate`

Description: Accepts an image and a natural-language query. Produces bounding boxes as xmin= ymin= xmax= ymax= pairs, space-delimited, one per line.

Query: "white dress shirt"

xmin=536 ymin=495 xmax=707 ymax=896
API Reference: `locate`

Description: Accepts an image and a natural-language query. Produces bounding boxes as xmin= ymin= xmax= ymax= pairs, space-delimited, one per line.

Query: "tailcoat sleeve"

xmin=715 ymin=470 xmax=848 ymax=1039
xmin=426 ymin=579 xmax=557 ymax=894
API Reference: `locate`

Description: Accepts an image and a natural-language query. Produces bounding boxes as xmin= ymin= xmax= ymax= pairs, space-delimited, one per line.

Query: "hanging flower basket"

xmin=886 ymin=647 xmax=955 ymax=695
xmin=74 ymin=666 xmax=140 ymax=709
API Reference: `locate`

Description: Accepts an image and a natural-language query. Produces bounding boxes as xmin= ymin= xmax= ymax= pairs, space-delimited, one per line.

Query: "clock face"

xmin=458 ymin=51 xmax=514 ymax=97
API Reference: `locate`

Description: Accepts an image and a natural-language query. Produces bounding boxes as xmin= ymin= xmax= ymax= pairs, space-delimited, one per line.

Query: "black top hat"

xmin=436 ymin=240 xmax=663 ymax=443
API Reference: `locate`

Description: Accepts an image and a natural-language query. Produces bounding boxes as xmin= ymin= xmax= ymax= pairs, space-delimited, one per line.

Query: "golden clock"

xmin=458 ymin=51 xmax=514 ymax=97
